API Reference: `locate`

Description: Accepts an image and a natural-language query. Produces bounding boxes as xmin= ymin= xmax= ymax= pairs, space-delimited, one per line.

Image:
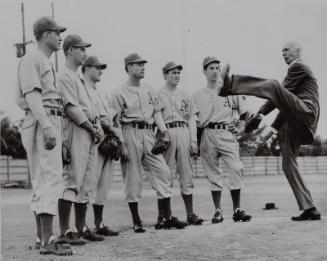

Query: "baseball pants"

xmin=21 ymin=112 xmax=63 ymax=215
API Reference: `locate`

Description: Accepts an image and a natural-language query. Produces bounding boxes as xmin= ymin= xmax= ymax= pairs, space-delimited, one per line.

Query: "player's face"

xmin=71 ymin=47 xmax=87 ymax=66
xmin=166 ymin=69 xmax=181 ymax=86
xmin=45 ymin=30 xmax=63 ymax=51
xmin=129 ymin=63 xmax=145 ymax=79
xmin=88 ymin=66 xmax=103 ymax=82
xmin=282 ymin=43 xmax=300 ymax=65
xmin=204 ymin=62 xmax=220 ymax=82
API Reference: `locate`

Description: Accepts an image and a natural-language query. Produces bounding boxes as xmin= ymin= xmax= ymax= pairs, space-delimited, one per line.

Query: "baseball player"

xmin=81 ymin=55 xmax=120 ymax=236
xmin=111 ymin=53 xmax=187 ymax=232
xmin=192 ymin=56 xmax=251 ymax=223
xmin=57 ymin=34 xmax=105 ymax=244
xmin=155 ymin=61 xmax=203 ymax=227
xmin=16 ymin=17 xmax=72 ymax=255
xmin=218 ymin=42 xmax=321 ymax=221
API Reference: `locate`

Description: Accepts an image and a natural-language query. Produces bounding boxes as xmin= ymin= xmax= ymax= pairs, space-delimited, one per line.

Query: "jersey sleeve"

xmin=58 ymin=73 xmax=79 ymax=108
xmin=237 ymin=95 xmax=248 ymax=116
xmin=152 ymin=90 xmax=163 ymax=113
xmin=18 ymin=55 xmax=42 ymax=95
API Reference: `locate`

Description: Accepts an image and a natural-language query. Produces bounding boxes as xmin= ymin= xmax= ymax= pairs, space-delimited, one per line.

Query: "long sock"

xmin=93 ymin=204 xmax=104 ymax=229
xmin=211 ymin=191 xmax=222 ymax=210
xmin=128 ymin=202 xmax=141 ymax=224
xmin=74 ymin=202 xmax=88 ymax=233
xmin=34 ymin=212 xmax=42 ymax=241
xmin=157 ymin=199 xmax=164 ymax=218
xmin=58 ymin=199 xmax=73 ymax=235
xmin=39 ymin=214 xmax=54 ymax=245
xmin=182 ymin=194 xmax=193 ymax=216
xmin=162 ymin=197 xmax=172 ymax=220
xmin=230 ymin=189 xmax=241 ymax=211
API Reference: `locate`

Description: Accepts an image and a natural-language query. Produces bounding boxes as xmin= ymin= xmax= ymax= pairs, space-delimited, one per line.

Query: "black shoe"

xmin=133 ymin=220 xmax=146 ymax=233
xmin=212 ymin=209 xmax=224 ymax=224
xmin=95 ymin=224 xmax=119 ymax=236
xmin=78 ymin=227 xmax=104 ymax=241
xmin=163 ymin=216 xmax=188 ymax=229
xmin=291 ymin=207 xmax=321 ymax=221
xmin=218 ymin=63 xmax=232 ymax=97
xmin=155 ymin=216 xmax=165 ymax=230
xmin=233 ymin=208 xmax=252 ymax=222
xmin=58 ymin=229 xmax=87 ymax=246
xmin=39 ymin=238 xmax=73 ymax=256
xmin=187 ymin=213 xmax=204 ymax=225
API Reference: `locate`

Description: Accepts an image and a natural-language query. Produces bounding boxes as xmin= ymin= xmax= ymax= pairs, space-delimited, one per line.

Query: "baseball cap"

xmin=124 ymin=53 xmax=147 ymax=67
xmin=162 ymin=61 xmax=183 ymax=74
xmin=203 ymin=56 xmax=220 ymax=69
xmin=83 ymin=56 xmax=107 ymax=69
xmin=63 ymin=34 xmax=91 ymax=50
xmin=33 ymin=16 xmax=66 ymax=35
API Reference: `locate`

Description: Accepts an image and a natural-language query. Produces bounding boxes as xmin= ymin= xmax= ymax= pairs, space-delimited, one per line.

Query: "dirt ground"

xmin=1 ymin=174 xmax=327 ymax=261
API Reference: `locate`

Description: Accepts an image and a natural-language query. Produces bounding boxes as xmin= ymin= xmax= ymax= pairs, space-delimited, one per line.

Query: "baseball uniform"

xmin=16 ymin=49 xmax=63 ymax=215
xmin=157 ymin=87 xmax=197 ymax=195
xmin=193 ymin=88 xmax=246 ymax=191
xmin=91 ymin=88 xmax=118 ymax=205
xmin=58 ymin=66 xmax=99 ymax=203
xmin=111 ymin=83 xmax=172 ymax=202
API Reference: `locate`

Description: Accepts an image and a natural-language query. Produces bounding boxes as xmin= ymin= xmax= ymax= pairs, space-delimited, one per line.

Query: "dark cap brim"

xmin=204 ymin=59 xmax=220 ymax=68
xmin=73 ymin=42 xmax=92 ymax=48
xmin=52 ymin=25 xmax=67 ymax=33
xmin=95 ymin=63 xmax=107 ymax=69
xmin=163 ymin=64 xmax=183 ymax=74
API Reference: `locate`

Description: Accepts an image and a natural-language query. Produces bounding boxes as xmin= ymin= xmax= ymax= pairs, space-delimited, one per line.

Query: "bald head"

xmin=282 ymin=41 xmax=302 ymax=65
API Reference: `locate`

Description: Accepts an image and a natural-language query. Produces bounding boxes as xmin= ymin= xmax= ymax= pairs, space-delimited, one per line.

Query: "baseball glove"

xmin=151 ymin=130 xmax=171 ymax=155
xmin=244 ymin=113 xmax=262 ymax=133
xmin=98 ymin=131 xmax=122 ymax=161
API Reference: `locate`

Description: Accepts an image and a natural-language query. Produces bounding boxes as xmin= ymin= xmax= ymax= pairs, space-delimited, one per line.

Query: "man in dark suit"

xmin=218 ymin=41 xmax=321 ymax=221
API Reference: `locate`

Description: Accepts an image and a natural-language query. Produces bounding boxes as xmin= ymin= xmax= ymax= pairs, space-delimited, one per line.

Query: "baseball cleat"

xmin=163 ymin=216 xmax=188 ymax=229
xmin=187 ymin=213 xmax=204 ymax=225
xmin=232 ymin=208 xmax=252 ymax=222
xmin=133 ymin=221 xmax=146 ymax=233
xmin=95 ymin=224 xmax=119 ymax=236
xmin=212 ymin=208 xmax=224 ymax=224
xmin=78 ymin=227 xmax=104 ymax=241
xmin=58 ymin=229 xmax=87 ymax=246
xmin=291 ymin=207 xmax=321 ymax=221
xmin=39 ymin=239 xmax=73 ymax=256
xmin=154 ymin=216 xmax=165 ymax=230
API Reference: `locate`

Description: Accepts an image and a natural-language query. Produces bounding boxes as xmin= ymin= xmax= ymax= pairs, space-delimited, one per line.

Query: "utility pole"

xmin=51 ymin=2 xmax=59 ymax=72
xmin=14 ymin=2 xmax=32 ymax=58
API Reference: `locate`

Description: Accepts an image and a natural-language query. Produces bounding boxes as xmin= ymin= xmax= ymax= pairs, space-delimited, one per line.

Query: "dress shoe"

xmin=291 ymin=207 xmax=321 ymax=221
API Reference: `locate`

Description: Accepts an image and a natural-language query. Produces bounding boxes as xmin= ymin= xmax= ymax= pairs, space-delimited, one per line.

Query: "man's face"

xmin=204 ymin=62 xmax=220 ymax=82
xmin=71 ymin=47 xmax=87 ymax=66
xmin=45 ymin=30 xmax=63 ymax=51
xmin=128 ymin=63 xmax=145 ymax=79
xmin=282 ymin=43 xmax=300 ymax=65
xmin=87 ymin=66 xmax=103 ymax=83
xmin=165 ymin=68 xmax=181 ymax=86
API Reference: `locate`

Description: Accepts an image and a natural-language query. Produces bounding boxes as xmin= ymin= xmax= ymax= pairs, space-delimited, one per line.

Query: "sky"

xmin=1 ymin=0 xmax=327 ymax=137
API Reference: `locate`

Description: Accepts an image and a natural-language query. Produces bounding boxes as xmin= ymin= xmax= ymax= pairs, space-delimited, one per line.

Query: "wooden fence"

xmin=1 ymin=156 xmax=327 ymax=186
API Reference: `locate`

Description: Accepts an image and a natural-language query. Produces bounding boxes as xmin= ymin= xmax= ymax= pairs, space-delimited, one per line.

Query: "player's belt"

xmin=206 ymin=123 xmax=229 ymax=130
xmin=126 ymin=122 xmax=155 ymax=130
xmin=49 ymin=109 xmax=64 ymax=117
xmin=166 ymin=122 xmax=188 ymax=128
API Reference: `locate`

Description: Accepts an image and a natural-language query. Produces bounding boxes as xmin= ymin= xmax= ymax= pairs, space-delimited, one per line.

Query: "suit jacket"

xmin=259 ymin=59 xmax=319 ymax=144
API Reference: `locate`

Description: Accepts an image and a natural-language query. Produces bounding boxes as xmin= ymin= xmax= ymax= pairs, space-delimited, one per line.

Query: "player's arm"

xmin=24 ymin=90 xmax=56 ymax=150
xmin=153 ymin=111 xmax=168 ymax=133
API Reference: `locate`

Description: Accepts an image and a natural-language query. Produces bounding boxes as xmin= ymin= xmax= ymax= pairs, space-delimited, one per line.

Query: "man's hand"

xmin=43 ymin=126 xmax=56 ymax=150
xmin=91 ymin=127 xmax=103 ymax=144
xmin=190 ymin=140 xmax=198 ymax=157
xmin=244 ymin=112 xmax=263 ymax=133
xmin=120 ymin=143 xmax=129 ymax=162
xmin=228 ymin=123 xmax=241 ymax=135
